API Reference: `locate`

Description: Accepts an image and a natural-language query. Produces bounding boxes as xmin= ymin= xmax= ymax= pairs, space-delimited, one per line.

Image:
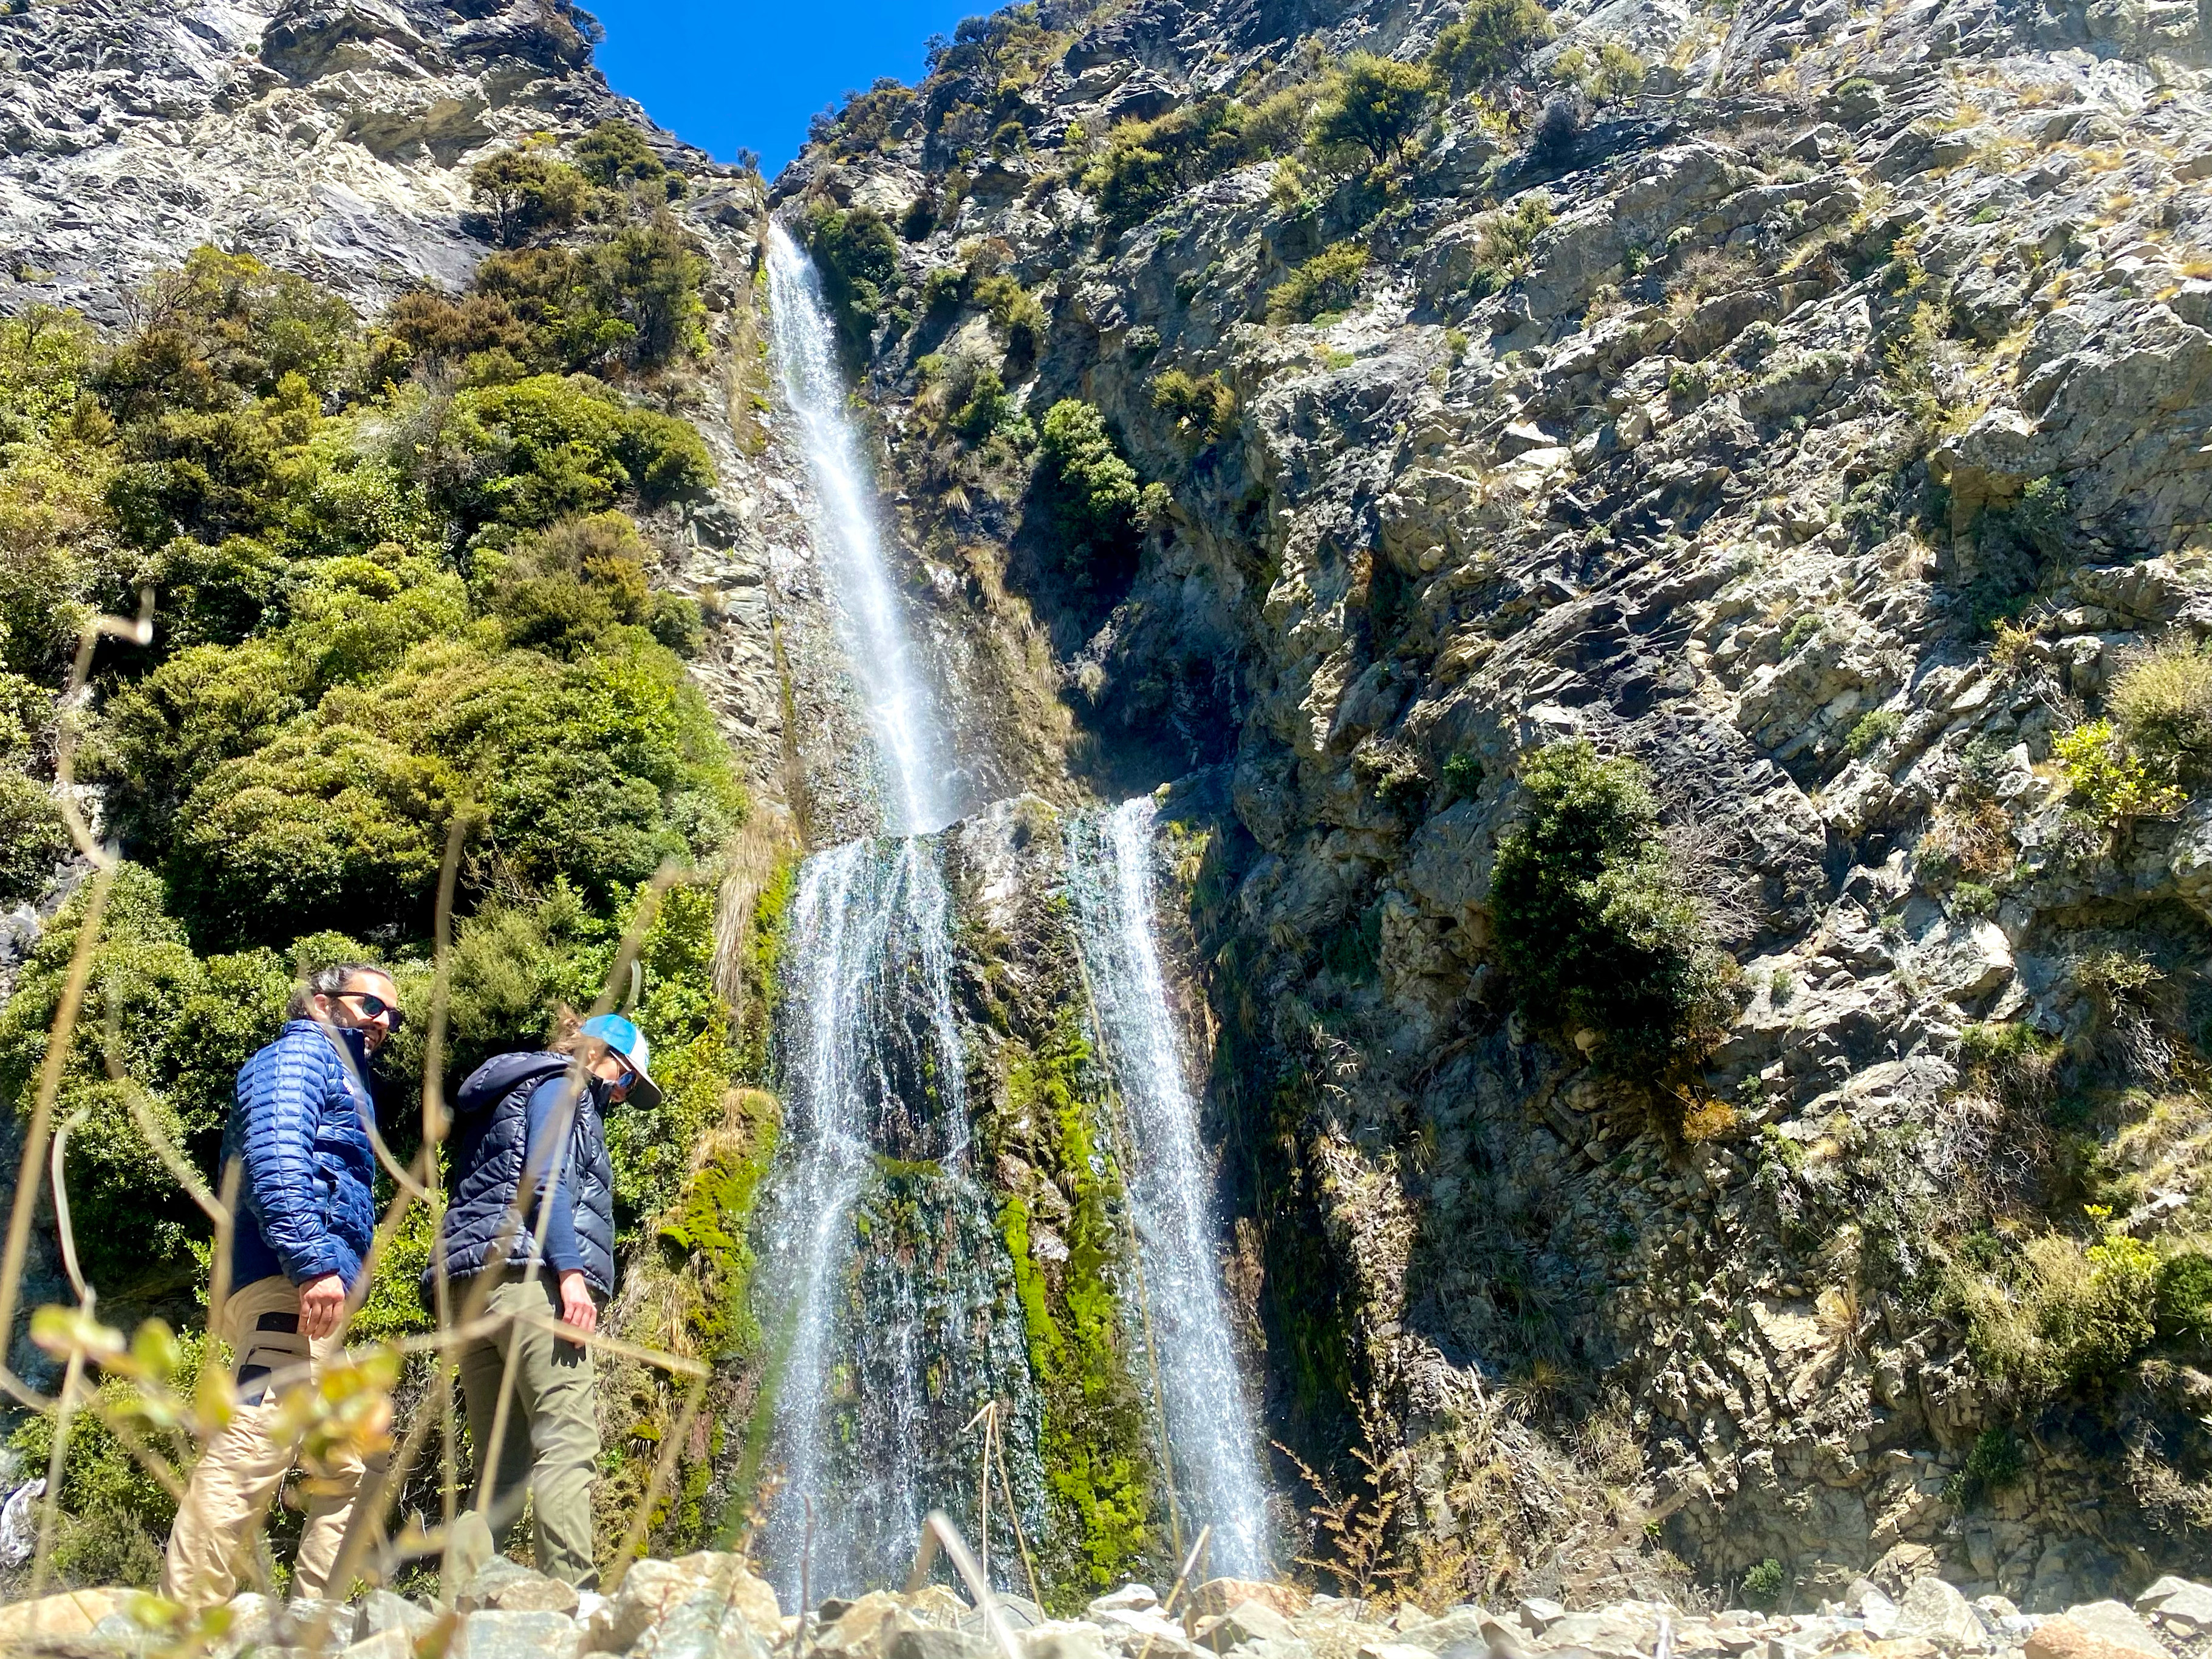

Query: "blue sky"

xmin=585 ymin=0 xmax=986 ymax=177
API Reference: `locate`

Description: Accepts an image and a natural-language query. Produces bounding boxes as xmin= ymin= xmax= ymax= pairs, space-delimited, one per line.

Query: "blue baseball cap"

xmin=580 ymin=1013 xmax=661 ymax=1108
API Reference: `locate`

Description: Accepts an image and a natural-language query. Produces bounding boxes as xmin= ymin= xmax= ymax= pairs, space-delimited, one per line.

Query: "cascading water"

xmin=1070 ymin=797 xmax=1273 ymax=1577
xmin=763 ymin=221 xmax=955 ymax=840
xmin=755 ymin=224 xmax=1039 ymax=1598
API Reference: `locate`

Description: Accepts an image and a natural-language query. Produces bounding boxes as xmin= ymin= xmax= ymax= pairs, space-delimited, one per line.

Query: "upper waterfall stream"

xmin=753 ymin=227 xmax=1270 ymax=1599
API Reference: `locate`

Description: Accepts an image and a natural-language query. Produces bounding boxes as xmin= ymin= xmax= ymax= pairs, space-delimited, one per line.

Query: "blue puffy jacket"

xmin=426 ymin=1052 xmax=618 ymax=1301
xmin=224 ymin=1021 xmax=381 ymax=1291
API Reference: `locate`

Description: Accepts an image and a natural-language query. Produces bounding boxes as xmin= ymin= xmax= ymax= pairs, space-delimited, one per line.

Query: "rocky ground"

xmin=8 ymin=1561 xmax=2212 ymax=1659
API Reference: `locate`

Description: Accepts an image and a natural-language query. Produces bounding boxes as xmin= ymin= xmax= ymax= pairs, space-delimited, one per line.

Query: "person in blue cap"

xmin=427 ymin=1008 xmax=659 ymax=1588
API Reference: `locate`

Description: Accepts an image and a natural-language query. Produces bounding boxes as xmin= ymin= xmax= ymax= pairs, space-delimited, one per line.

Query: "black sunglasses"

xmin=334 ymin=990 xmax=405 ymax=1029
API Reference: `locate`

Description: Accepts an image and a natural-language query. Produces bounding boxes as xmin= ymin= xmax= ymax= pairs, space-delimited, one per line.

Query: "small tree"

xmin=1312 ymin=53 xmax=1438 ymax=168
xmin=1490 ymin=740 xmax=1734 ymax=1081
xmin=1033 ymin=400 xmax=1142 ymax=598
xmin=1429 ymin=0 xmax=1554 ymax=90
xmin=469 ymin=149 xmax=591 ymax=248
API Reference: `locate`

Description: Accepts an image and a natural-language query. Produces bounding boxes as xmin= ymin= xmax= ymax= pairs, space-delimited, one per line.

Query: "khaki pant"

xmin=455 ymin=1271 xmax=602 ymax=1587
xmin=162 ymin=1276 xmax=367 ymax=1609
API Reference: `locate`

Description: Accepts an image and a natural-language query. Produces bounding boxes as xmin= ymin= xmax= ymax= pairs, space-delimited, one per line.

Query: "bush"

xmin=1843 ymin=706 xmax=1903 ymax=758
xmin=1430 ymin=0 xmax=1554 ymax=88
xmin=1468 ymin=193 xmax=1554 ymax=295
xmin=1080 ymin=99 xmax=1248 ymax=230
xmin=1490 ymin=739 xmax=1734 ymax=1080
xmin=1033 ymin=400 xmax=1142 ymax=599
xmin=1743 ymin=1558 xmax=1785 ymax=1607
xmin=429 ymin=374 xmax=712 ymax=531
xmin=970 ymin=272 xmax=1046 ymax=361
xmin=573 ymin=120 xmax=672 ymax=194
xmin=2112 ymin=638 xmax=2212 ymax=784
xmin=1149 ymin=368 xmax=1237 ymax=450
xmin=799 ymin=202 xmax=901 ymax=367
xmin=1267 ymin=242 xmax=1370 ymax=324
xmin=1952 ymin=1221 xmax=2159 ymax=1403
xmin=97 ymin=248 xmax=355 ymax=416
xmin=2055 ymin=719 xmax=2184 ymax=829
xmin=469 ymin=148 xmax=592 ymax=247
xmin=2158 ymin=1251 xmax=2212 ymax=1345
xmin=1312 ymin=53 xmax=1438 ymax=168
xmin=0 ymin=767 xmax=69 ymax=903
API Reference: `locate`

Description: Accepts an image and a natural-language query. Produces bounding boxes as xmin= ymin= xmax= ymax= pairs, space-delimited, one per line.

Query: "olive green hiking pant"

xmin=454 ymin=1270 xmax=602 ymax=1588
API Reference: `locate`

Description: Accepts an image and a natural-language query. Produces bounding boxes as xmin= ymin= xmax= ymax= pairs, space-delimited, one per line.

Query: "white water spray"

xmin=765 ymin=221 xmax=953 ymax=836
xmin=1071 ymin=796 xmax=1274 ymax=1578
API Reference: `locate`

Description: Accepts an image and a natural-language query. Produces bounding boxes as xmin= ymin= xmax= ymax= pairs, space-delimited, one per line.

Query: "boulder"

xmin=1091 ymin=1587 xmax=1161 ymax=1618
xmin=1186 ymin=1582 xmax=1308 ymax=1626
xmin=1024 ymin=1622 xmax=1115 ymax=1659
xmin=2025 ymin=1604 xmax=2167 ymax=1659
xmin=894 ymin=1627 xmax=998 ymax=1659
xmin=1893 ymin=1578 xmax=1985 ymax=1650
xmin=353 ymin=1589 xmax=440 ymax=1647
xmin=463 ymin=1556 xmax=581 ymax=1615
xmin=1195 ymin=1601 xmax=1300 ymax=1654
xmin=1517 ymin=1602 xmax=1567 ymax=1635
xmin=343 ymin=1632 xmax=415 ymax=1659
xmin=463 ymin=1607 xmax=582 ymax=1659
xmin=0 ymin=1592 xmax=127 ymax=1647
xmin=2137 ymin=1576 xmax=2212 ymax=1637
xmin=590 ymin=1553 xmax=782 ymax=1652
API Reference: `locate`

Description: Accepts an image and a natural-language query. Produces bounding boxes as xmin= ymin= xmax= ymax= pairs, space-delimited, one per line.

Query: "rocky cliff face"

xmin=774 ymin=0 xmax=2212 ymax=1612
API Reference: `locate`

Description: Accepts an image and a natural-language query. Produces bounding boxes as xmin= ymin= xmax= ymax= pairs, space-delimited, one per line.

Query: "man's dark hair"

xmin=287 ymin=962 xmax=392 ymax=1020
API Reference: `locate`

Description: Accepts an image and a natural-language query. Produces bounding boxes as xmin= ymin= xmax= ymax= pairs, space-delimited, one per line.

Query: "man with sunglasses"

xmin=427 ymin=1010 xmax=658 ymax=1590
xmin=163 ymin=962 xmax=402 ymax=1609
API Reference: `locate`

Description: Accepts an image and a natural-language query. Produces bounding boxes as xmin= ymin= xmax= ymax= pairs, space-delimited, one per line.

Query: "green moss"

xmin=658 ymin=1087 xmax=783 ymax=1361
xmin=995 ymin=1016 xmax=1153 ymax=1608
xmin=739 ymin=852 xmax=799 ymax=1078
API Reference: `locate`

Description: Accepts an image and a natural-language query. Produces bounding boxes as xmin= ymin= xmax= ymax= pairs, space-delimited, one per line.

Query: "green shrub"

xmin=1468 ymin=193 xmax=1554 ymax=296
xmin=921 ymin=263 xmax=966 ymax=315
xmin=2159 ymin=1251 xmax=2212 ymax=1345
xmin=137 ymin=533 xmax=293 ymax=651
xmin=429 ymin=374 xmax=712 ymax=532
xmin=1032 ymin=400 xmax=1142 ymax=598
xmin=2112 ymin=638 xmax=2212 ymax=784
xmin=1149 ymin=368 xmax=1238 ymax=450
xmin=1429 ymin=0 xmax=1554 ymax=89
xmin=1442 ymin=752 xmax=1484 ymax=802
xmin=1843 ymin=706 xmax=1903 ymax=758
xmin=0 ymin=767 xmax=69 ymax=903
xmin=799 ymin=202 xmax=901 ymax=367
xmin=1080 ymin=98 xmax=1248 ymax=230
xmin=166 ymin=721 xmax=459 ymax=946
xmin=1952 ymin=1426 xmax=2026 ymax=1507
xmin=1742 ymin=1558 xmax=1785 ymax=1607
xmin=1267 ymin=242 xmax=1370 ymax=324
xmin=1311 ymin=53 xmax=1438 ymax=168
xmin=1490 ymin=739 xmax=1734 ymax=1081
xmin=971 ymin=272 xmax=1046 ymax=360
xmin=572 ymin=120 xmax=672 ymax=194
xmin=2055 ymin=719 xmax=2183 ymax=828
xmin=1953 ymin=1222 xmax=2159 ymax=1402
xmin=96 ymin=247 xmax=355 ymax=416
xmin=468 ymin=148 xmax=592 ymax=246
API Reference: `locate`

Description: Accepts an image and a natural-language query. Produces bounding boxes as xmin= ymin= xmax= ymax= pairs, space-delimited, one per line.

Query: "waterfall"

xmin=1070 ymin=797 xmax=1272 ymax=1578
xmin=754 ymin=227 xmax=1039 ymax=1599
xmin=763 ymin=221 xmax=955 ymax=838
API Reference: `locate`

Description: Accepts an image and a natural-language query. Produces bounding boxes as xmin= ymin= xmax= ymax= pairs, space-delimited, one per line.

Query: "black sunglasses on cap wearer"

xmin=333 ymin=990 xmax=405 ymax=1030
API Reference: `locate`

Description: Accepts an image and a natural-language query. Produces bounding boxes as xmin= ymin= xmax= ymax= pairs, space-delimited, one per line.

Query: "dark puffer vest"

xmin=428 ymin=1052 xmax=618 ymax=1299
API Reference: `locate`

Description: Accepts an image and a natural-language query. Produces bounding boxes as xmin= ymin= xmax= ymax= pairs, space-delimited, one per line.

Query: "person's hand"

xmin=298 ymin=1273 xmax=348 ymax=1339
xmin=556 ymin=1270 xmax=597 ymax=1346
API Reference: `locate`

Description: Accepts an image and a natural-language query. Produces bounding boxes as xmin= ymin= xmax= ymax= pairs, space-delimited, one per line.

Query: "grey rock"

xmin=462 ymin=1607 xmax=582 ymax=1659
xmin=1895 ymin=1577 xmax=1987 ymax=1650
xmin=2136 ymin=1577 xmax=2212 ymax=1636
xmin=354 ymin=1590 xmax=442 ymax=1646
xmin=463 ymin=1556 xmax=582 ymax=1615
xmin=2052 ymin=1603 xmax=2165 ymax=1658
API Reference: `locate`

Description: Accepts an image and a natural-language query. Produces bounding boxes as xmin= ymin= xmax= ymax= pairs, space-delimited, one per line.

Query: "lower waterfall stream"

xmin=753 ymin=226 xmax=1271 ymax=1598
xmin=1069 ymin=799 xmax=1273 ymax=1578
